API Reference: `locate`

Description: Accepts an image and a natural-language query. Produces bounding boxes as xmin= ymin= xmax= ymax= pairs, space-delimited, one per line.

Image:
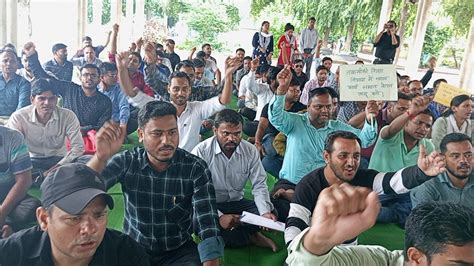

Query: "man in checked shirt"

xmin=86 ymin=102 xmax=223 ymax=265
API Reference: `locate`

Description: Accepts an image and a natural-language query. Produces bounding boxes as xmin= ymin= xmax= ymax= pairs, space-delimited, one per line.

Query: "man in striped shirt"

xmin=285 ymin=130 xmax=446 ymax=245
xmin=0 ymin=126 xmax=40 ymax=238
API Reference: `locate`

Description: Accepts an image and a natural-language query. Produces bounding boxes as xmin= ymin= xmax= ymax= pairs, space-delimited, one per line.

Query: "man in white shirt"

xmin=192 ymin=109 xmax=277 ymax=251
xmin=239 ymin=59 xmax=277 ymax=137
xmin=7 ymin=78 xmax=84 ymax=181
xmin=116 ymin=51 xmax=242 ymax=151
xmin=299 ymin=17 xmax=318 ymax=75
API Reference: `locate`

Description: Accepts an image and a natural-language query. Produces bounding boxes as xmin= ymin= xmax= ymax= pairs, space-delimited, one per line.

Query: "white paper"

xmin=240 ymin=211 xmax=285 ymax=232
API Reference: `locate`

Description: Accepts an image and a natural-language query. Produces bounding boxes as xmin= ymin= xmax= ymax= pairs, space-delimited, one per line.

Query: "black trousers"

xmin=217 ymin=199 xmax=260 ymax=248
xmin=4 ymin=195 xmax=41 ymax=232
xmin=270 ymin=179 xmax=296 ymax=223
xmin=148 ymin=240 xmax=201 ymax=266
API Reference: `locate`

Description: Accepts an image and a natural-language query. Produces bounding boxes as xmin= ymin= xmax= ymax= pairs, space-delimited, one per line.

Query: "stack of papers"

xmin=240 ymin=211 xmax=285 ymax=232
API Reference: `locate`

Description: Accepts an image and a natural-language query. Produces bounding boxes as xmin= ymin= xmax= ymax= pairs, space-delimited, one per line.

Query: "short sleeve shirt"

xmin=0 ymin=126 xmax=32 ymax=201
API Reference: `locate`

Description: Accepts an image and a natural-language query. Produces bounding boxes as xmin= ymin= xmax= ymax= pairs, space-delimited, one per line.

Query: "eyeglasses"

xmin=295 ymin=65 xmax=303 ymax=68
xmin=81 ymin=73 xmax=98 ymax=78
xmin=313 ymin=104 xmax=333 ymax=111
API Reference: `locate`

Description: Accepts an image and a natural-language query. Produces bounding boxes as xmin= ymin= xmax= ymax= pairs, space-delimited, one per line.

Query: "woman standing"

xmin=252 ymin=21 xmax=274 ymax=67
xmin=277 ymin=23 xmax=299 ymax=66
xmin=431 ymin=94 xmax=474 ymax=151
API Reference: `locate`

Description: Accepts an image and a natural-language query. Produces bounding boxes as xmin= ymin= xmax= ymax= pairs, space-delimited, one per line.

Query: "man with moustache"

xmin=192 ymin=109 xmax=277 ymax=252
xmin=86 ymin=102 xmax=224 ymax=265
xmin=411 ymin=133 xmax=474 ymax=207
xmin=116 ymin=51 xmax=240 ymax=152
xmin=285 ymin=130 xmax=446 ymax=245
xmin=7 ymin=79 xmax=84 ymax=182
xmin=24 ymin=42 xmax=112 ymax=139
xmin=299 ymin=65 xmax=330 ymax=105
xmin=43 ymin=43 xmax=74 ymax=81
xmin=369 ymin=95 xmax=435 ymax=226
xmin=0 ymin=163 xmax=150 ymax=265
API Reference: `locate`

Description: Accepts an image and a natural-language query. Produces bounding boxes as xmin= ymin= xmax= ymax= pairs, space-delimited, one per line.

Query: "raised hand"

xmin=417 ymin=144 xmax=446 ymax=176
xmin=428 ymin=56 xmax=437 ymax=71
xmin=408 ymin=95 xmax=432 ymax=115
xmin=219 ymin=214 xmax=240 ymax=230
xmin=224 ymin=56 xmax=243 ymax=76
xmin=276 ymin=65 xmax=293 ymax=90
xmin=365 ymin=100 xmax=379 ymax=122
xmin=115 ymin=51 xmax=130 ymax=69
xmin=304 ymin=184 xmax=380 ymax=255
xmin=23 ymin=42 xmax=37 ymax=57
xmin=94 ymin=122 xmax=127 ymax=162
xmin=250 ymin=58 xmax=260 ymax=71
xmin=112 ymin=23 xmax=119 ymax=33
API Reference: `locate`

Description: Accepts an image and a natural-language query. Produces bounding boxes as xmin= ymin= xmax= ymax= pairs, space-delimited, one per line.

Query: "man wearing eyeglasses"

xmin=23 ymin=42 xmax=112 ymax=143
xmin=373 ymin=20 xmax=400 ymax=64
xmin=292 ymin=59 xmax=308 ymax=91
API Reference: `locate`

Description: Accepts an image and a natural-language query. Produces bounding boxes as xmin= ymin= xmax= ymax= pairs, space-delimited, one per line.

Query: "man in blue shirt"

xmin=98 ymin=62 xmax=130 ymax=129
xmin=268 ymin=66 xmax=378 ymax=220
xmin=0 ymin=49 xmax=31 ymax=122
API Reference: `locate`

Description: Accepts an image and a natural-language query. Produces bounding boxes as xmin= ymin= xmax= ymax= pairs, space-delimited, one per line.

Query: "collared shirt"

xmin=192 ymin=137 xmax=273 ymax=215
xmin=286 ymin=165 xmax=431 ymax=244
xmin=286 ymin=228 xmax=404 ymax=266
xmin=28 ymin=52 xmax=112 ymax=132
xmin=0 ymin=126 xmax=32 ymax=201
xmin=411 ymin=173 xmax=474 ymax=208
xmin=0 ymin=225 xmax=150 ymax=266
xmin=43 ymin=59 xmax=74 ymax=81
xmin=0 ymin=73 xmax=31 ymax=116
xmin=71 ymin=57 xmax=103 ymax=68
xmin=299 ymin=78 xmax=331 ymax=105
xmin=6 ymin=105 xmax=84 ymax=164
xmin=130 ymin=92 xmax=225 ymax=151
xmin=369 ymin=128 xmax=434 ymax=172
xmin=99 ymin=84 xmax=130 ymax=124
xmin=101 ymin=147 xmax=224 ymax=262
xmin=268 ymin=95 xmax=377 ymax=184
xmin=299 ymin=27 xmax=318 ymax=53
xmin=337 ymin=102 xmax=363 ymax=123
xmin=164 ymin=51 xmax=181 ymax=71
xmin=235 ymin=68 xmax=250 ymax=88
xmin=239 ymin=71 xmax=274 ymax=121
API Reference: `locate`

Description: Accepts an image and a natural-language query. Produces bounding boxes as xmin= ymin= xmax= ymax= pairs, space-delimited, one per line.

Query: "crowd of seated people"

xmin=0 ymin=16 xmax=472 ymax=266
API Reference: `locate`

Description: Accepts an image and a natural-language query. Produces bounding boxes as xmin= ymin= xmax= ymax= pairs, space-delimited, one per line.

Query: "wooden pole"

xmin=459 ymin=17 xmax=474 ymax=92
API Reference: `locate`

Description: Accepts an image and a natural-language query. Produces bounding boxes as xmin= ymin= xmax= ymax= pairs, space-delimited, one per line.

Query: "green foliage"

xmin=225 ymin=4 xmax=242 ymax=30
xmin=87 ymin=0 xmax=93 ymax=24
xmin=390 ymin=0 xmax=417 ymax=39
xmin=442 ymin=0 xmax=474 ymax=37
xmin=422 ymin=21 xmax=453 ymax=58
xmin=144 ymin=0 xmax=165 ymax=18
xmin=250 ymin=0 xmax=277 ymax=18
xmin=102 ymin=0 xmax=111 ymax=25
xmin=186 ymin=8 xmax=228 ymax=51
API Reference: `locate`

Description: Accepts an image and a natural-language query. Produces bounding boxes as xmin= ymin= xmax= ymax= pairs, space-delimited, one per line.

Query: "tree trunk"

xmin=344 ymin=17 xmax=356 ymax=52
xmin=323 ymin=26 xmax=330 ymax=47
xmin=459 ymin=17 xmax=474 ymax=89
xmin=394 ymin=0 xmax=409 ymax=64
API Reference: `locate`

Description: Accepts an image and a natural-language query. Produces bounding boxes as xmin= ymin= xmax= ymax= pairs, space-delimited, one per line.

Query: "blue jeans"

xmin=261 ymin=134 xmax=283 ymax=178
xmin=376 ymin=193 xmax=412 ymax=228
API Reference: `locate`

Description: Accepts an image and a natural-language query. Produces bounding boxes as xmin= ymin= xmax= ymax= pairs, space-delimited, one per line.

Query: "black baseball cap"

xmin=40 ymin=163 xmax=114 ymax=215
xmin=52 ymin=43 xmax=67 ymax=54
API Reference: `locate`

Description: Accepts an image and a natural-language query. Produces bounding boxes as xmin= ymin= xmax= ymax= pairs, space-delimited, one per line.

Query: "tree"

xmin=442 ymin=0 xmax=474 ymax=37
xmin=422 ymin=21 xmax=452 ymax=59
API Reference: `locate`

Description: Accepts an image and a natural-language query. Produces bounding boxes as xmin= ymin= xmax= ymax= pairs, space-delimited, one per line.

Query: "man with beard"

xmin=285 ymin=130 xmax=446 ymax=245
xmin=43 ymin=43 xmax=74 ymax=81
xmin=116 ymin=51 xmax=240 ymax=152
xmin=411 ymin=133 xmax=474 ymax=207
xmin=299 ymin=65 xmax=330 ymax=105
xmin=192 ymin=109 xmax=277 ymax=252
xmin=7 ymin=79 xmax=84 ymax=183
xmin=24 ymin=42 xmax=112 ymax=141
xmin=268 ymin=66 xmax=378 ymax=220
xmin=369 ymin=95 xmax=434 ymax=226
xmin=86 ymin=102 xmax=224 ymax=266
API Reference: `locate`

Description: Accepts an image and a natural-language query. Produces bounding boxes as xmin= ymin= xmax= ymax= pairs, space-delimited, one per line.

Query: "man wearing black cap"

xmin=43 ymin=43 xmax=74 ymax=81
xmin=0 ymin=163 xmax=150 ymax=265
